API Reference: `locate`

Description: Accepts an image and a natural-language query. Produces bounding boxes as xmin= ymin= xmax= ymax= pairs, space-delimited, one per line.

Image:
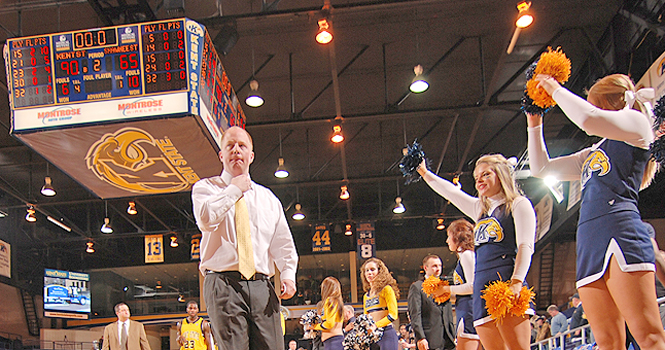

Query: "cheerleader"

xmin=360 ymin=258 xmax=400 ymax=350
xmin=443 ymin=219 xmax=481 ymax=350
xmin=308 ymin=277 xmax=345 ymax=350
xmin=418 ymin=154 xmax=536 ymax=350
xmin=527 ymin=73 xmax=665 ymax=350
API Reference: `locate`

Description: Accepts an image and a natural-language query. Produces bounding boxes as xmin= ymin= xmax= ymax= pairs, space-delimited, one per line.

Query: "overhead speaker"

xmin=214 ymin=22 xmax=239 ymax=56
xmin=164 ymin=0 xmax=185 ymax=17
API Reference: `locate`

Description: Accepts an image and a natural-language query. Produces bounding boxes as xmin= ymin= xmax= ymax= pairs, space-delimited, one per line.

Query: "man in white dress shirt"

xmin=192 ymin=126 xmax=298 ymax=350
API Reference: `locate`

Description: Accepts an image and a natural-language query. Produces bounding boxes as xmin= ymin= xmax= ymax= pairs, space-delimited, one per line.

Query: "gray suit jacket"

xmin=102 ymin=320 xmax=151 ymax=350
xmin=407 ymin=279 xmax=456 ymax=350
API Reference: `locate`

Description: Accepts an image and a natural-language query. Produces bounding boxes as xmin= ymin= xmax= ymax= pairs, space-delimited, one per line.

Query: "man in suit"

xmin=407 ymin=255 xmax=455 ymax=350
xmin=102 ymin=302 xmax=151 ymax=350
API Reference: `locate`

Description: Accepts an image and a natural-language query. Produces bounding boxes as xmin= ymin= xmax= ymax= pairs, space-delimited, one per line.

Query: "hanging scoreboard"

xmin=3 ymin=19 xmax=246 ymax=198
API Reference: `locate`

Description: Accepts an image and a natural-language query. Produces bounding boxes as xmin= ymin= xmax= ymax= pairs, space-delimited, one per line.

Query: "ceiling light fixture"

xmin=507 ymin=1 xmax=533 ymax=54
xmin=178 ymin=294 xmax=185 ymax=303
xmin=47 ymin=216 xmax=72 ymax=232
xmin=25 ymin=206 xmax=36 ymax=222
xmin=127 ymin=201 xmax=138 ymax=215
xmin=156 ymin=281 xmax=162 ymax=289
xmin=41 ymin=163 xmax=56 ymax=196
xmin=245 ymin=79 xmax=264 ymax=107
xmin=452 ymin=174 xmax=462 ymax=189
xmin=0 ymin=210 xmax=7 ymax=218
xmin=331 ymin=125 xmax=344 ymax=143
xmin=101 ymin=201 xmax=113 ymax=234
xmin=316 ymin=18 xmax=333 ymax=45
xmin=409 ymin=64 xmax=429 ymax=93
xmin=170 ymin=235 xmax=179 ymax=247
xmin=344 ymin=224 xmax=353 ymax=236
xmin=86 ymin=242 xmax=95 ymax=254
xmin=292 ymin=203 xmax=305 ymax=221
xmin=274 ymin=130 xmax=289 ymax=178
xmin=339 ymin=185 xmax=349 ymax=200
xmin=544 ymin=175 xmax=564 ymax=203
xmin=393 ymin=197 xmax=406 ymax=214
xmin=435 ymin=218 xmax=445 ymax=231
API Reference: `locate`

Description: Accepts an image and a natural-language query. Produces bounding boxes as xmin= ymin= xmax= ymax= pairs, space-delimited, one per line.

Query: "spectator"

xmin=342 ymin=305 xmax=355 ymax=334
xmin=535 ymin=316 xmax=551 ymax=342
xmin=287 ymin=339 xmax=297 ymax=350
xmin=547 ymin=305 xmax=567 ymax=338
xmin=569 ymin=293 xmax=588 ymax=335
xmin=398 ymin=324 xmax=415 ymax=350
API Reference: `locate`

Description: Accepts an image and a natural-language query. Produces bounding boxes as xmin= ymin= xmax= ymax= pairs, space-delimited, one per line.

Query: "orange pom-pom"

xmin=510 ymin=286 xmax=536 ymax=317
xmin=481 ymin=280 xmax=536 ymax=323
xmin=421 ymin=276 xmax=451 ymax=304
xmin=481 ymin=280 xmax=513 ymax=323
xmin=526 ymin=47 xmax=572 ymax=109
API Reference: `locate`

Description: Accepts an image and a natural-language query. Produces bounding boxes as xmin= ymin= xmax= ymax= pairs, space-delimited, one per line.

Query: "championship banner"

xmin=312 ymin=223 xmax=331 ymax=253
xmin=356 ymin=221 xmax=376 ymax=260
xmin=144 ymin=234 xmax=164 ymax=263
xmin=190 ymin=233 xmax=201 ymax=260
xmin=534 ymin=195 xmax=553 ymax=242
xmin=0 ymin=239 xmax=10 ymax=278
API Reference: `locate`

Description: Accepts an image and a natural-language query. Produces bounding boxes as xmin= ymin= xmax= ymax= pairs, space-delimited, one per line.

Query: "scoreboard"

xmin=3 ymin=19 xmax=246 ymax=199
xmin=3 ymin=18 xmax=245 ymax=147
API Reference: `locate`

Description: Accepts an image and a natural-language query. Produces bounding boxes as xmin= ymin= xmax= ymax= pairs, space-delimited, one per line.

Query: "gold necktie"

xmin=235 ymin=197 xmax=255 ymax=279
xmin=120 ymin=322 xmax=128 ymax=350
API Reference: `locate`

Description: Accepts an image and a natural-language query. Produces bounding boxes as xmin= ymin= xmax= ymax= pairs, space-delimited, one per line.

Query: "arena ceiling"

xmin=1 ymin=0 xmax=665 ymax=284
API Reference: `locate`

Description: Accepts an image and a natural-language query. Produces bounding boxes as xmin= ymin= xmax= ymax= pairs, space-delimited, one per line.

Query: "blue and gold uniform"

xmin=576 ymin=139 xmax=654 ymax=287
xmin=180 ymin=318 xmax=207 ymax=350
xmin=313 ymin=299 xmax=344 ymax=350
xmin=364 ymin=286 xmax=399 ymax=350
xmin=472 ymin=203 xmax=534 ymax=326
xmin=453 ymin=251 xmax=478 ymax=339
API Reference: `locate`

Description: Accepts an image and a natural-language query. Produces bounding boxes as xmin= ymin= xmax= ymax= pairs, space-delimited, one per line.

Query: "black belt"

xmin=206 ymin=270 xmax=268 ymax=281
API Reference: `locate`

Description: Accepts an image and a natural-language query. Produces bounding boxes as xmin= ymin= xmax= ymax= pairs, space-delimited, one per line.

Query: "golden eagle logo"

xmin=474 ymin=217 xmax=504 ymax=244
xmin=85 ymin=127 xmax=191 ymax=194
xmin=582 ymin=149 xmax=610 ymax=187
xmin=453 ymin=270 xmax=464 ymax=285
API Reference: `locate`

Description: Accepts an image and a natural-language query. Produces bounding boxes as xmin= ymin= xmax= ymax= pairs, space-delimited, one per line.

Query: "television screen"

xmin=44 ymin=269 xmax=91 ymax=319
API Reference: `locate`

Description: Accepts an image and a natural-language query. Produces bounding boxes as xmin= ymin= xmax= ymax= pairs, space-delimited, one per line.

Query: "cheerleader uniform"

xmin=451 ymin=250 xmax=479 ymax=339
xmin=528 ymin=87 xmax=656 ymax=288
xmin=421 ymin=171 xmax=536 ymax=327
xmin=313 ymin=299 xmax=344 ymax=350
xmin=364 ymin=286 xmax=399 ymax=350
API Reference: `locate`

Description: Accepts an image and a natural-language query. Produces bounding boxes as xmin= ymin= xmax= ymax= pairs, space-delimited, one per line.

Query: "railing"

xmin=37 ymin=341 xmax=97 ymax=350
xmin=531 ymin=324 xmax=593 ymax=350
xmin=531 ymin=296 xmax=665 ymax=350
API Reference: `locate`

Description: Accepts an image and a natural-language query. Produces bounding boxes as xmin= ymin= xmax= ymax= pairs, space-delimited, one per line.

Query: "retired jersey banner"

xmin=0 ymin=239 xmax=10 ymax=278
xmin=312 ymin=223 xmax=331 ymax=253
xmin=190 ymin=234 xmax=201 ymax=260
xmin=357 ymin=221 xmax=375 ymax=260
xmin=145 ymin=235 xmax=164 ymax=263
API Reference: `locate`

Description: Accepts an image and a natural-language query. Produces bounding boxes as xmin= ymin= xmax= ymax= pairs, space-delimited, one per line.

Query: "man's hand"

xmin=280 ymin=279 xmax=296 ymax=299
xmin=231 ymin=174 xmax=252 ymax=193
xmin=416 ymin=338 xmax=429 ymax=350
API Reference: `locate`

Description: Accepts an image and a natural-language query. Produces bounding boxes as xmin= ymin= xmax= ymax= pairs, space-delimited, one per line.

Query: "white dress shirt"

xmin=118 ymin=320 xmax=129 ymax=343
xmin=192 ymin=170 xmax=298 ymax=283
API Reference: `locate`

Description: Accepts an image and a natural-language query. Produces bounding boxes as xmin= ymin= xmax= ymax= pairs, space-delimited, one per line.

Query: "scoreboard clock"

xmin=3 ymin=19 xmax=246 ymax=199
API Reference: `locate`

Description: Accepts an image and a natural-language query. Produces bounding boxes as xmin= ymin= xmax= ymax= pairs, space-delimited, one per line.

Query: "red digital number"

xmin=60 ymin=83 xmax=69 ymax=95
xmin=128 ymin=75 xmax=140 ymax=88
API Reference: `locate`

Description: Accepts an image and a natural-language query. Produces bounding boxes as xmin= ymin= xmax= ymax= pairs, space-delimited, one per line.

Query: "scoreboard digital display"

xmin=3 ymin=18 xmax=245 ymax=144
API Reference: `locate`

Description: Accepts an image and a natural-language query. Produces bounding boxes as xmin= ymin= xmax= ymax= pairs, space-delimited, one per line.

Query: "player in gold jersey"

xmin=177 ymin=301 xmax=213 ymax=350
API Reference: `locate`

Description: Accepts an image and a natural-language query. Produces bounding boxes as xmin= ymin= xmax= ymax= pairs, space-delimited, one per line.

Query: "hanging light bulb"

xmin=315 ymin=18 xmax=333 ymax=44
xmin=515 ymin=1 xmax=533 ymax=29
xmin=274 ymin=157 xmax=289 ymax=178
xmin=331 ymin=125 xmax=344 ymax=143
xmin=170 ymin=235 xmax=179 ymax=247
xmin=409 ymin=64 xmax=429 ymax=93
xmin=86 ymin=242 xmax=95 ymax=253
xmin=435 ymin=218 xmax=445 ymax=231
xmin=101 ymin=217 xmax=113 ymax=234
xmin=452 ymin=174 xmax=462 ymax=189
xmin=41 ymin=176 xmax=56 ymax=196
xmin=393 ymin=197 xmax=406 ymax=214
xmin=292 ymin=203 xmax=305 ymax=221
xmin=339 ymin=185 xmax=350 ymax=200
xmin=127 ymin=201 xmax=138 ymax=215
xmin=245 ymin=79 xmax=264 ymax=107
xmin=344 ymin=224 xmax=353 ymax=236
xmin=156 ymin=281 xmax=162 ymax=289
xmin=25 ymin=206 xmax=37 ymax=222
xmin=178 ymin=294 xmax=185 ymax=303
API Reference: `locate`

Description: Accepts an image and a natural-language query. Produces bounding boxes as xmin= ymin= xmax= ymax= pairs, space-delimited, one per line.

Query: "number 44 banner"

xmin=357 ymin=221 xmax=375 ymax=260
xmin=312 ymin=223 xmax=331 ymax=253
xmin=145 ymin=234 xmax=164 ymax=263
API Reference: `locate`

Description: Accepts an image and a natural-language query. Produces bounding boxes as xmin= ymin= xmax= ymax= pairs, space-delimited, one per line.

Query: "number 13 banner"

xmin=312 ymin=223 xmax=331 ymax=253
xmin=357 ymin=221 xmax=376 ymax=260
xmin=145 ymin=234 xmax=164 ymax=263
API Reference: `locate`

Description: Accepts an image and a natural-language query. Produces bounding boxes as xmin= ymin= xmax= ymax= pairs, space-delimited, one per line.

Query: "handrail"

xmin=531 ymin=297 xmax=665 ymax=349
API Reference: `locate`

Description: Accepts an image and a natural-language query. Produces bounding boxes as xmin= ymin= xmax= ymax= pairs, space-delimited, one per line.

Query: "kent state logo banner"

xmin=85 ymin=127 xmax=200 ymax=194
